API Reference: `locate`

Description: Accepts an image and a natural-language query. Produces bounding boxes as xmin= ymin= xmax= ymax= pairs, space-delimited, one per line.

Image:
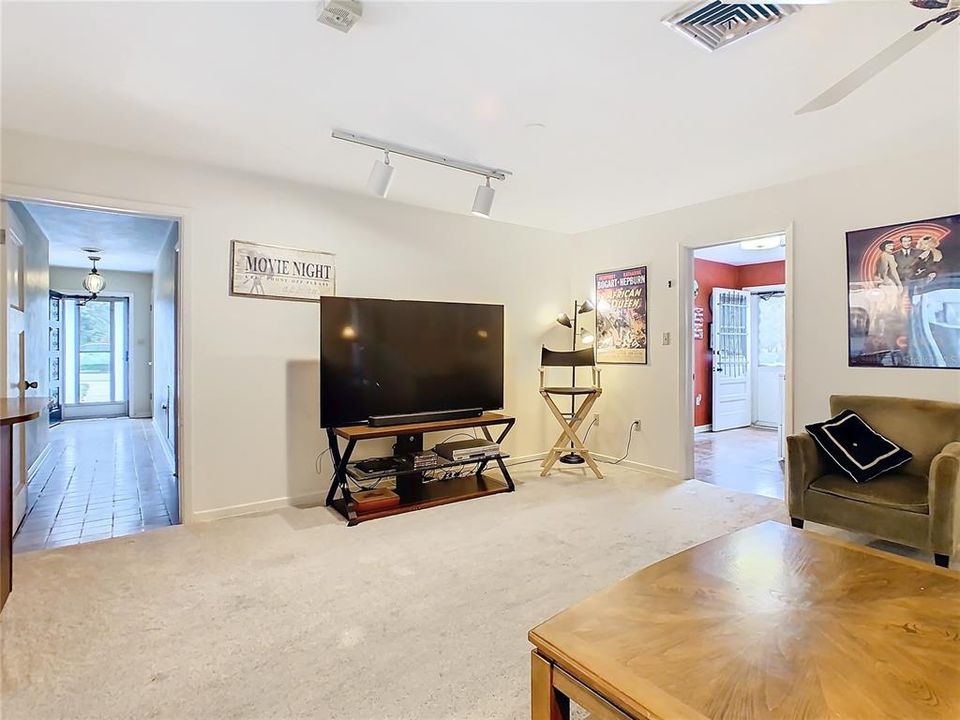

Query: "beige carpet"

xmin=1 ymin=467 xmax=784 ymax=719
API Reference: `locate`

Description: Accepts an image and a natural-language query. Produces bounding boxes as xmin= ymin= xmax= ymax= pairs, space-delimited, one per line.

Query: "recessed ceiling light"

xmin=524 ymin=122 xmax=547 ymax=130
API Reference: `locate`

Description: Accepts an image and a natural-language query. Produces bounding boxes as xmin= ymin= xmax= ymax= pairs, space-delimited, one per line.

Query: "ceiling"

xmin=695 ymin=240 xmax=785 ymax=266
xmin=21 ymin=202 xmax=175 ymax=273
xmin=2 ymin=2 xmax=957 ymax=233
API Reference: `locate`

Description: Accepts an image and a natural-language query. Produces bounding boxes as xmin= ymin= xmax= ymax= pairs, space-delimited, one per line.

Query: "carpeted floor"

xmin=1 ymin=466 xmax=785 ymax=719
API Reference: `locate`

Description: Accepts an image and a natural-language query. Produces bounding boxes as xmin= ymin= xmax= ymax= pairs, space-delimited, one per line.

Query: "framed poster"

xmin=595 ymin=266 xmax=648 ymax=364
xmin=847 ymin=213 xmax=960 ymax=368
xmin=230 ymin=240 xmax=335 ymax=302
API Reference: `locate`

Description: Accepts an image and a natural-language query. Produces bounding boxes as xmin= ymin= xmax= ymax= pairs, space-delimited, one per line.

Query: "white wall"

xmin=152 ymin=224 xmax=177 ymax=460
xmin=50 ymin=265 xmax=153 ymax=418
xmin=571 ymin=143 xmax=960 ymax=477
xmin=2 ymin=130 xmax=572 ymax=520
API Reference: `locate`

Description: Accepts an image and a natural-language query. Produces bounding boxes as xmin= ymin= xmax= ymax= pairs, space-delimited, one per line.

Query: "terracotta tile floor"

xmin=13 ymin=418 xmax=179 ymax=553
xmin=694 ymin=426 xmax=784 ymax=500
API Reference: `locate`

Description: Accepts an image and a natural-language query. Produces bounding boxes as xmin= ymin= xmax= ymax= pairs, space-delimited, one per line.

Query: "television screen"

xmin=319 ymin=297 xmax=504 ymax=427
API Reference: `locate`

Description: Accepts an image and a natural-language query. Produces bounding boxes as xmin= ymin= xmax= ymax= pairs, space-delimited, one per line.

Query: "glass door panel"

xmin=79 ymin=300 xmax=112 ymax=403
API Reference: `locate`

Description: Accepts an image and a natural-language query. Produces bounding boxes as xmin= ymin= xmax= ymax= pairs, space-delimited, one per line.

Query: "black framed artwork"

xmin=847 ymin=213 xmax=960 ymax=368
xmin=595 ymin=266 xmax=648 ymax=365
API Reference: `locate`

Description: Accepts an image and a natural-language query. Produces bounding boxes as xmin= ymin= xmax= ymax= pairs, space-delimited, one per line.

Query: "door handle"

xmin=21 ymin=380 xmax=38 ymax=390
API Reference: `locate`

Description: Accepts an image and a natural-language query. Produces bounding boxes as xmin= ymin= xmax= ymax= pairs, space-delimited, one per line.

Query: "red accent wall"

xmin=693 ymin=258 xmax=785 ymax=427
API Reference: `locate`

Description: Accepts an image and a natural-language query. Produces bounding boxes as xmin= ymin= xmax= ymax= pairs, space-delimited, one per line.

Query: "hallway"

xmin=695 ymin=426 xmax=784 ymax=500
xmin=13 ymin=419 xmax=178 ymax=552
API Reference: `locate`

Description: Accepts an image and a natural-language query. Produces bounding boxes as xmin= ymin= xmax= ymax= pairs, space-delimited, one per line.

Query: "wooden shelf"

xmin=331 ymin=473 xmax=510 ymax=525
xmin=334 ymin=412 xmax=512 ymax=441
xmin=347 ymin=453 xmax=511 ymax=482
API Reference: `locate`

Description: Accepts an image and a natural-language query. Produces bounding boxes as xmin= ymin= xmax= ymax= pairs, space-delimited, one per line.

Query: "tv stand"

xmin=325 ymin=412 xmax=516 ymax=526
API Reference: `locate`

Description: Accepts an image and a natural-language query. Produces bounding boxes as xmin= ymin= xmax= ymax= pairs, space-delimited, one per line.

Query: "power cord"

xmin=604 ymin=421 xmax=639 ymax=465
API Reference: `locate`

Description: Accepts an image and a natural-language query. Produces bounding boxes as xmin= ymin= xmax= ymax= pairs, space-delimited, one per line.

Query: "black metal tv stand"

xmin=324 ymin=412 xmax=516 ymax=526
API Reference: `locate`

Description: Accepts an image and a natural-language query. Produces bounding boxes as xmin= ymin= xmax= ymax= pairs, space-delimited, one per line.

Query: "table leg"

xmin=531 ymin=651 xmax=570 ymax=720
xmin=480 ymin=422 xmax=516 ymax=491
xmin=1 ymin=424 xmax=12 ymax=613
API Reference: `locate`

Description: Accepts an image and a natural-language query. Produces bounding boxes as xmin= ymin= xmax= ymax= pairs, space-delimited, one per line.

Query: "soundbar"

xmin=368 ymin=407 xmax=483 ymax=427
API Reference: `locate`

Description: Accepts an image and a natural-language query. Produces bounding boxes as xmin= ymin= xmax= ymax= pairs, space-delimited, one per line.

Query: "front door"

xmin=711 ymin=288 xmax=751 ymax=432
xmin=49 ymin=291 xmax=63 ymax=425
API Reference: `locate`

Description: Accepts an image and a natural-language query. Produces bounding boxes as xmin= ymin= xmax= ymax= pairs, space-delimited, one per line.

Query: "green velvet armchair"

xmin=786 ymin=395 xmax=960 ymax=568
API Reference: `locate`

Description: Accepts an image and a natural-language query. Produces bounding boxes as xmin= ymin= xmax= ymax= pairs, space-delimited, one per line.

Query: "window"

xmin=756 ymin=293 xmax=785 ymax=366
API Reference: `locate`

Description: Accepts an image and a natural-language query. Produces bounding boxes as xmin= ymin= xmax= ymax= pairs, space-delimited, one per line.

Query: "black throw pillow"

xmin=805 ymin=409 xmax=912 ymax=484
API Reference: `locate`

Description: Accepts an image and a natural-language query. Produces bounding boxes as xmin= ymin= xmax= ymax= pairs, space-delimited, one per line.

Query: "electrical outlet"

xmin=633 ymin=419 xmax=642 ymax=432
xmin=593 ymin=413 xmax=600 ymax=426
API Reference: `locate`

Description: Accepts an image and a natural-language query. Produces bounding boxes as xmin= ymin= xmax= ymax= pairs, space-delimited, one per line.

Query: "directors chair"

xmin=539 ymin=346 xmax=603 ymax=479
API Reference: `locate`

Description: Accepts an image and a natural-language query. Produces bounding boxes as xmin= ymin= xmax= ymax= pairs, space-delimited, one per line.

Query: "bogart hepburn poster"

xmin=596 ymin=266 xmax=648 ymax=364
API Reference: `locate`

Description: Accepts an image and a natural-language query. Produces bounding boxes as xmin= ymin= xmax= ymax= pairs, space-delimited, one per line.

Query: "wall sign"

xmin=595 ymin=265 xmax=648 ymax=365
xmin=230 ymin=240 xmax=336 ymax=302
xmin=693 ymin=306 xmax=705 ymax=340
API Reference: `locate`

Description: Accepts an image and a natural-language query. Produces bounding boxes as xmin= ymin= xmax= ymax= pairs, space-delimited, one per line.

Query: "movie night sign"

xmin=230 ymin=240 xmax=336 ymax=302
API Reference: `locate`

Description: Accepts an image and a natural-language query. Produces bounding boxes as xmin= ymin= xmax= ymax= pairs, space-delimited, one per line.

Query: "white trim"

xmin=677 ymin=223 xmax=795 ymax=481
xmin=2 ymin=182 xmax=190 ymax=523
xmin=152 ymin=415 xmax=176 ymax=468
xmin=593 ymin=454 xmax=679 ymax=480
xmin=193 ymin=452 xmax=551 ymax=523
xmin=27 ymin=442 xmax=51 ymax=483
xmin=694 ymin=424 xmax=713 ymax=434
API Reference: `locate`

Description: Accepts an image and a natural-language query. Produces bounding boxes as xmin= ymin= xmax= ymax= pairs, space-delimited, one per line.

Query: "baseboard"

xmin=592 ymin=454 xmax=679 ymax=480
xmin=694 ymin=424 xmax=712 ymax=434
xmin=27 ymin=442 xmax=52 ymax=483
xmin=151 ymin=417 xmax=176 ymax=469
xmin=192 ymin=452 xmax=551 ymax=523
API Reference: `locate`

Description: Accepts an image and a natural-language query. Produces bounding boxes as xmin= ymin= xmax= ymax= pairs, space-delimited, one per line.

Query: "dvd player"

xmin=434 ymin=438 xmax=500 ymax=462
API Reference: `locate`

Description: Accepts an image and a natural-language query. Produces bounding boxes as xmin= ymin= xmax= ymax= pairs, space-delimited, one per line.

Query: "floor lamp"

xmin=556 ymin=299 xmax=595 ymax=465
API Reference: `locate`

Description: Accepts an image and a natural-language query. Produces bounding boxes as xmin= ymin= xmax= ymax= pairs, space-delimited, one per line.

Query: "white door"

xmin=0 ymin=224 xmax=28 ymax=530
xmin=750 ymin=291 xmax=786 ymax=428
xmin=711 ymin=288 xmax=751 ymax=432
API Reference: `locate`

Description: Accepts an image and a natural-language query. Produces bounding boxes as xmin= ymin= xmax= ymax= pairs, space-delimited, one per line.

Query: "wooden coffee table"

xmin=529 ymin=520 xmax=960 ymax=720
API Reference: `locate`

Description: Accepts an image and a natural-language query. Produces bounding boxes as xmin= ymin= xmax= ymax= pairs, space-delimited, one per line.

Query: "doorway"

xmin=0 ymin=197 xmax=182 ymax=551
xmin=682 ymin=231 xmax=791 ymax=500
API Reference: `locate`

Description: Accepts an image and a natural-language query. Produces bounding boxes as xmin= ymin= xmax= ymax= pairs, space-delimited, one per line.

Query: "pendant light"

xmin=82 ymin=255 xmax=106 ymax=299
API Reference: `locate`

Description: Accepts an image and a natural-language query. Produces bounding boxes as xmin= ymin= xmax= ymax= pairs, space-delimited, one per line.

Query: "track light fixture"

xmin=471 ymin=177 xmax=495 ymax=218
xmin=367 ymin=150 xmax=394 ymax=198
xmin=332 ymin=129 xmax=512 ymax=218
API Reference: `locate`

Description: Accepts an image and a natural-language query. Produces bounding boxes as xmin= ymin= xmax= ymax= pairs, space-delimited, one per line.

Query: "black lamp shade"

xmin=556 ymin=312 xmax=572 ymax=328
xmin=578 ymin=299 xmax=595 ymax=314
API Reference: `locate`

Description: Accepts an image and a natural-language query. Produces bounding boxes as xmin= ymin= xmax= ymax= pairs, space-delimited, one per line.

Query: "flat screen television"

xmin=319 ymin=297 xmax=504 ymax=427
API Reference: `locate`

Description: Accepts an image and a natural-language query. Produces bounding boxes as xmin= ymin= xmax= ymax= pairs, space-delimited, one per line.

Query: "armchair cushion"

xmin=805 ymin=409 xmax=912 ymax=483
xmin=810 ymin=473 xmax=929 ymax=514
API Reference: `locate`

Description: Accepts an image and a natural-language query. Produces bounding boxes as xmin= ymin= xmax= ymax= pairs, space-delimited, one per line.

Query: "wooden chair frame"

xmin=539 ymin=365 xmax=603 ymax=479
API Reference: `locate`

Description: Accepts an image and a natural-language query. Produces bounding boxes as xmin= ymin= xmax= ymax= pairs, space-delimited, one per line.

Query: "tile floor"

xmin=694 ymin=425 xmax=784 ymax=500
xmin=13 ymin=418 xmax=178 ymax=552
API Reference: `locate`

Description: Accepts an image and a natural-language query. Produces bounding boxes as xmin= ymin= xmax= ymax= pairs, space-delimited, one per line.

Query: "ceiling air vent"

xmin=662 ymin=2 xmax=799 ymax=52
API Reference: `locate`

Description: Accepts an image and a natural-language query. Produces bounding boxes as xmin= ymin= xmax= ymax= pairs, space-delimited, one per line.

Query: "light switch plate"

xmin=662 ymin=332 xmax=671 ymax=345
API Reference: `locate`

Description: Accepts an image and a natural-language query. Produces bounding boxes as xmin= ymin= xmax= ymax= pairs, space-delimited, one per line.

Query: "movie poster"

xmin=847 ymin=213 xmax=960 ymax=368
xmin=596 ymin=266 xmax=647 ymax=364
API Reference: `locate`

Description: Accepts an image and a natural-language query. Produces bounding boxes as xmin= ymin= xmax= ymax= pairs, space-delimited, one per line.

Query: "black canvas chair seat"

xmin=542 ymin=386 xmax=598 ymax=396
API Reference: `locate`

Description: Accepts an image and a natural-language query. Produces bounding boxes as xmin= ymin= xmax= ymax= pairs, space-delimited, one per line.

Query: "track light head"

xmin=471 ymin=176 xmax=495 ymax=218
xmin=367 ymin=151 xmax=395 ymax=198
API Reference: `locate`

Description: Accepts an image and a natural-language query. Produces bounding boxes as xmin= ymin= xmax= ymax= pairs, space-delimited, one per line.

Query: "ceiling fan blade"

xmin=796 ymin=21 xmax=944 ymax=114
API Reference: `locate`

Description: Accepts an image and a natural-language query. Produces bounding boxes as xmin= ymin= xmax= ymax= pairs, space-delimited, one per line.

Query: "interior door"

xmin=49 ymin=291 xmax=63 ymax=425
xmin=710 ymin=288 xmax=751 ymax=432
xmin=1 ymin=226 xmax=28 ymax=529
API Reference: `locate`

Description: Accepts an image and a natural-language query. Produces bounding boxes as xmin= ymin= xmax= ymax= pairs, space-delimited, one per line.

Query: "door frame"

xmin=676 ymin=224 xmax=795 ymax=481
xmin=1 ymin=183 xmax=190 ymax=523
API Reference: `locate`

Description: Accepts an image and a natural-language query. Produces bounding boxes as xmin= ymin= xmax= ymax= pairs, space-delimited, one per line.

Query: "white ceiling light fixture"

xmin=471 ymin=177 xmax=495 ymax=218
xmin=332 ymin=129 xmax=512 ymax=218
xmin=367 ymin=151 xmax=395 ymax=198
xmin=739 ymin=234 xmax=784 ymax=251
xmin=81 ymin=253 xmax=106 ymax=300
